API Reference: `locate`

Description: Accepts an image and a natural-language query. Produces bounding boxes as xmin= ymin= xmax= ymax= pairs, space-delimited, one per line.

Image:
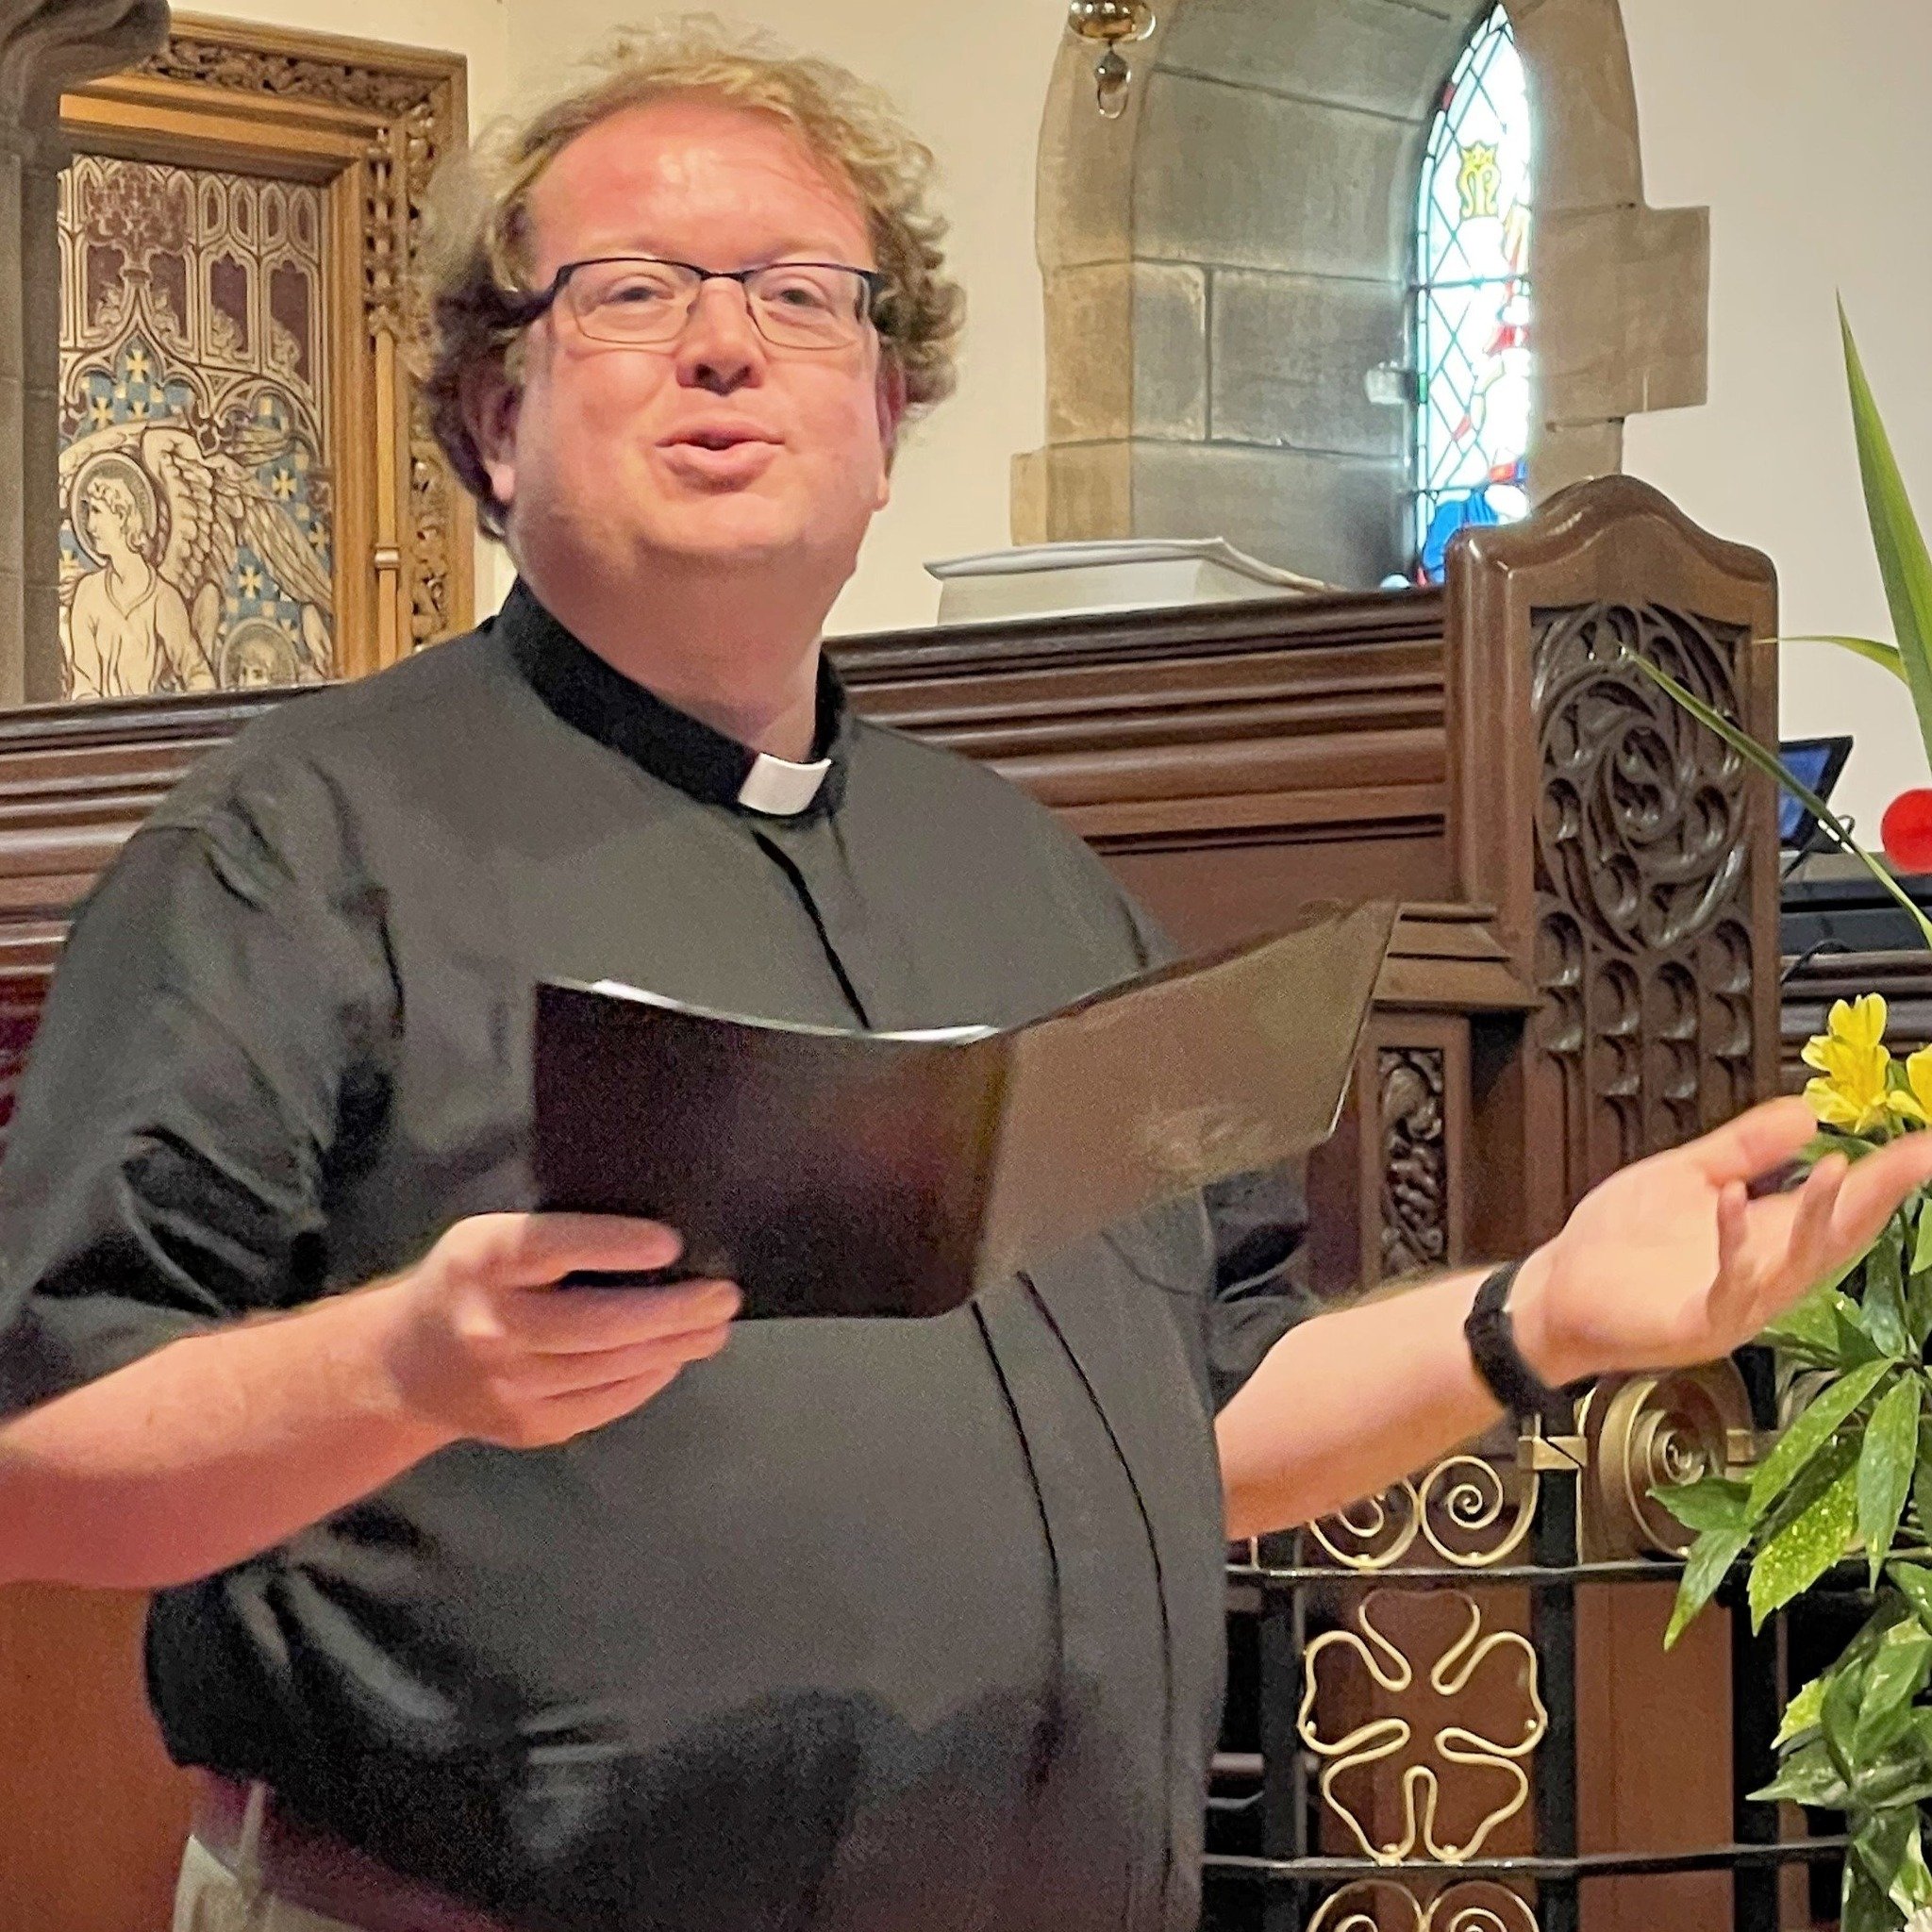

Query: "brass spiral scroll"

xmin=1307 ymin=1442 xmax=1540 ymax=1572
xmin=1308 ymin=1880 xmax=1541 ymax=1932
xmin=1577 ymin=1361 xmax=1755 ymax=1559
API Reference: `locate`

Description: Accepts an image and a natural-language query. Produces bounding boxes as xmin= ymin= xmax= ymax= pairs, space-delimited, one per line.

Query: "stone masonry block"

xmin=1045 ymin=261 xmax=1207 ymax=445
xmin=1045 ymin=263 xmax=1133 ymax=444
xmin=1129 ymin=440 xmax=1407 ymax=587
xmin=1530 ymin=418 xmax=1624 ymax=503
xmin=1510 ymin=0 xmax=1644 ymax=214
xmin=1161 ymin=0 xmax=1480 ymax=124
xmin=1209 ymin=268 xmax=1407 ymax=458
xmin=1538 ymin=201 xmax=1709 ymax=425
xmin=1136 ymin=71 xmax=1415 ymax=281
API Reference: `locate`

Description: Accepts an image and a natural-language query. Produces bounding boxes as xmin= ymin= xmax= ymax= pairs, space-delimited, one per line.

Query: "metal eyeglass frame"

xmin=508 ymin=255 xmax=891 ymax=348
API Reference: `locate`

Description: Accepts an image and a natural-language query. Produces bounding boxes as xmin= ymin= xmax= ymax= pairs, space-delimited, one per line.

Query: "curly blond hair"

xmin=414 ymin=15 xmax=966 ymax=538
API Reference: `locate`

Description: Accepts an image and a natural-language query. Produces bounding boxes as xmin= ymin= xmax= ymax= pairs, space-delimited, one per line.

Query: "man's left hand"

xmin=1509 ymin=1094 xmax=1932 ymax=1388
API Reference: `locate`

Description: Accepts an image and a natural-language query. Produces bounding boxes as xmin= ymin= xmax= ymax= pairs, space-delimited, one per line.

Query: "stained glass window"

xmin=1412 ymin=6 xmax=1533 ymax=583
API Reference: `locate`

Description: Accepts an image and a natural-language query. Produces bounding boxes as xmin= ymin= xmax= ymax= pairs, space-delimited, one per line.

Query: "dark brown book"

xmin=534 ymin=899 xmax=1395 ymax=1320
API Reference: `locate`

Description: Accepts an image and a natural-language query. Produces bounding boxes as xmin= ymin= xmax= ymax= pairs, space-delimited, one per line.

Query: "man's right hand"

xmin=0 ymin=1211 xmax=741 ymax=1589
xmin=374 ymin=1213 xmax=741 ymax=1449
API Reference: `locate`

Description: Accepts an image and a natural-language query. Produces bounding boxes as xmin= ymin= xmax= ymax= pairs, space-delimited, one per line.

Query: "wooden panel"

xmin=0 ymin=1586 xmax=192 ymax=1932
xmin=1447 ymin=475 xmax=1782 ymax=1256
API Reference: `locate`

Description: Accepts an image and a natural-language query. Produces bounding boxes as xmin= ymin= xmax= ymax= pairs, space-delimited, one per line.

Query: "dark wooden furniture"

xmin=0 ymin=475 xmax=1786 ymax=1931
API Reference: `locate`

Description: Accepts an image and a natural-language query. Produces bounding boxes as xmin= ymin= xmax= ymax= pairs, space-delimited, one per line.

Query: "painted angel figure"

xmin=58 ymin=411 xmax=334 ymax=700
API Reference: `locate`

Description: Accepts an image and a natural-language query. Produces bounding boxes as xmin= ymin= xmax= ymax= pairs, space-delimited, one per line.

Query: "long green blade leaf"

xmin=1842 ymin=301 xmax=1932 ymax=772
xmin=1631 ymin=655 xmax=1932 ymax=950
xmin=1777 ymin=633 xmax=1908 ymax=680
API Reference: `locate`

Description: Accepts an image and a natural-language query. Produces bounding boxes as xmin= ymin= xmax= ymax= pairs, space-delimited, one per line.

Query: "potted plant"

xmin=1652 ymin=307 xmax=1932 ymax=1932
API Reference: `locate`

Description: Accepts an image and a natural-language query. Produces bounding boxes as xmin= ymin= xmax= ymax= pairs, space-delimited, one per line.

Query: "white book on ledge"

xmin=925 ymin=538 xmax=1330 ymax=625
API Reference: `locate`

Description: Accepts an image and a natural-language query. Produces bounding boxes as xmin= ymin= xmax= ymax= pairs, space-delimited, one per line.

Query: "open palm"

xmin=1523 ymin=1095 xmax=1932 ymax=1385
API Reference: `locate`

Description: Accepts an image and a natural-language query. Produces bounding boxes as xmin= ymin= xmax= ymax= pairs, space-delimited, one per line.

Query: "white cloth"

xmin=172 ymin=1785 xmax=367 ymax=1932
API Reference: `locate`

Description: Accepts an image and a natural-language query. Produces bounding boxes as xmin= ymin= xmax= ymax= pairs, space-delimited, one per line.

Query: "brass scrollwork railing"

xmin=1308 ymin=1879 xmax=1541 ymax=1932
xmin=1297 ymin=1591 xmax=1548 ymax=1866
xmin=1306 ymin=1449 xmax=1541 ymax=1573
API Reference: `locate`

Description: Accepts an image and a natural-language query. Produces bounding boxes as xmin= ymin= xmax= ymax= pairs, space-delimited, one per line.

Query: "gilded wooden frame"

xmin=58 ymin=13 xmax=473 ymax=688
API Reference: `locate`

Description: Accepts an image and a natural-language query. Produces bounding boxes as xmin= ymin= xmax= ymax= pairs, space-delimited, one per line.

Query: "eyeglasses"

xmin=513 ymin=255 xmax=888 ymax=352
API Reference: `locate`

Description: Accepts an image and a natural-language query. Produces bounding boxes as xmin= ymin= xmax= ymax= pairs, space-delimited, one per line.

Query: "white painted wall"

xmin=1613 ymin=0 xmax=1932 ymax=839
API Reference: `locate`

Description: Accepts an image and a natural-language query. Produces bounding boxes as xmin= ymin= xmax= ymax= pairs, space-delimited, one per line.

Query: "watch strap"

xmin=1464 ymin=1260 xmax=1575 ymax=1426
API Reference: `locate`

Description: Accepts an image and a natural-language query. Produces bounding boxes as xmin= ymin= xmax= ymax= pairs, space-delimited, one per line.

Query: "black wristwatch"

xmin=1463 ymin=1259 xmax=1578 ymax=1426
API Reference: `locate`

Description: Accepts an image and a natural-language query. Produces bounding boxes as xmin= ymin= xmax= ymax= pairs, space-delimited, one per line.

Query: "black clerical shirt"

xmin=0 ymin=582 xmax=1311 ymax=1932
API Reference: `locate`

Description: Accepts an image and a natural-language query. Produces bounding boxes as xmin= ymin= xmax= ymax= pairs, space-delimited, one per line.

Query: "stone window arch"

xmin=1015 ymin=0 xmax=1710 ymax=589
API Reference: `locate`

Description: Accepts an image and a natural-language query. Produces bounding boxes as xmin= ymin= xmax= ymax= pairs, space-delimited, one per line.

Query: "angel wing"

xmin=237 ymin=483 xmax=333 ymax=616
xmin=142 ymin=424 xmax=245 ymax=611
xmin=223 ymin=415 xmax=296 ymax=474
xmin=57 ymin=418 xmax=150 ymax=495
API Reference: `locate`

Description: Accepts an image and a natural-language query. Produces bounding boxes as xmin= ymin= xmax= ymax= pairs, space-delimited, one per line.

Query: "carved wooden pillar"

xmin=0 ymin=0 xmax=167 ymax=708
xmin=1445 ymin=477 xmax=1781 ymax=1257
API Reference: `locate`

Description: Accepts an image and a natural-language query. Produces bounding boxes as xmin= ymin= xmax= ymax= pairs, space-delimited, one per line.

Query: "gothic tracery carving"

xmin=1531 ymin=602 xmax=1757 ymax=1174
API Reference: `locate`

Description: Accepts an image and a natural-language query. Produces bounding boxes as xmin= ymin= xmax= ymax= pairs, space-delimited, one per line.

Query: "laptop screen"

xmin=1778 ymin=736 xmax=1853 ymax=849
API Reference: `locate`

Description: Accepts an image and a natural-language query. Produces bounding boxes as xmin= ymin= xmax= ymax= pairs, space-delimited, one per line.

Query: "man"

xmin=0 ymin=22 xmax=1921 ymax=1932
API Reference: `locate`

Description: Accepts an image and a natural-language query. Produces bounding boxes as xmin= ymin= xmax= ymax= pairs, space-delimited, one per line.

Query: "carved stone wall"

xmin=0 ymin=0 xmax=169 ymax=708
xmin=1020 ymin=0 xmax=1708 ymax=585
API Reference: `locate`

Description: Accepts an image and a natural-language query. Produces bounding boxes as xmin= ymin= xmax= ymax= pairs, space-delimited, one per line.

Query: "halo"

xmin=219 ymin=617 xmax=299 ymax=691
xmin=69 ymin=450 xmax=160 ymax=567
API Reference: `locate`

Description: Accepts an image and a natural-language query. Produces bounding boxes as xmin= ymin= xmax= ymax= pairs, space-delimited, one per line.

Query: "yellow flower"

xmin=1802 ymin=995 xmax=1921 ymax=1134
xmin=1826 ymin=994 xmax=1888 ymax=1054
xmin=1907 ymin=1045 xmax=1932 ymax=1120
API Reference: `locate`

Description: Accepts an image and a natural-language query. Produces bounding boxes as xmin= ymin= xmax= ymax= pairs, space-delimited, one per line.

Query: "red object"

xmin=1881 ymin=788 xmax=1932 ymax=871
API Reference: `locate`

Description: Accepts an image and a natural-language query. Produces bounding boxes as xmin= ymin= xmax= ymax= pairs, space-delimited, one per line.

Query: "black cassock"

xmin=0 ymin=581 xmax=1313 ymax=1932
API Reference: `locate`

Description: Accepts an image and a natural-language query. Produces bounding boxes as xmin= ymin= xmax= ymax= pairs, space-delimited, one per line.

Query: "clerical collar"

xmin=499 ymin=578 xmax=848 ymax=819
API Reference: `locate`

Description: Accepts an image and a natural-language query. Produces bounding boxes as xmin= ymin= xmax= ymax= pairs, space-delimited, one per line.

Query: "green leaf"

xmin=1856 ymin=1808 xmax=1919 ymax=1907
xmin=1752 ymin=1737 xmax=1850 ymax=1807
xmin=1891 ymin=1561 xmax=1932 ymax=1628
xmin=1664 ymin=1524 xmax=1749 ymax=1649
xmin=1843 ymin=302 xmax=1932 ymax=776
xmin=1763 ymin=1274 xmax=1863 ymax=1364
xmin=1862 ymin=1375 xmax=1926 ymax=1583
xmin=1857 ymin=1619 xmax=1932 ymax=1759
xmin=1847 ymin=1593 xmax=1917 ymax=1671
xmin=1653 ymin=1474 xmax=1749 ymax=1535
xmin=1912 ymin=1197 xmax=1932 ymax=1276
xmin=1631 ymin=653 xmax=1932 ymax=950
xmin=1844 ymin=1851 xmax=1906 ymax=1932
xmin=1748 ymin=1357 xmax=1894 ymax=1523
xmin=1855 ymin=1754 xmax=1932 ymax=1811
xmin=1825 ymin=1639 xmax=1871 ymax=1775
xmin=1779 ymin=632 xmax=1910 ymax=680
xmin=1908 ymin=1272 xmax=1932 ymax=1356
xmin=1751 ymin=1453 xmax=1862 ymax=1629
xmin=1894 ymin=1820 xmax=1932 ymax=1912
xmin=1866 ymin=1223 xmax=1911 ymax=1358
xmin=1775 ymin=1669 xmax=1831 ymax=1749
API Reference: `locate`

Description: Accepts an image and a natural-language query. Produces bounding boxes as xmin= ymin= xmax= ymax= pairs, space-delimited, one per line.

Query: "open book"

xmin=533 ymin=899 xmax=1395 ymax=1320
